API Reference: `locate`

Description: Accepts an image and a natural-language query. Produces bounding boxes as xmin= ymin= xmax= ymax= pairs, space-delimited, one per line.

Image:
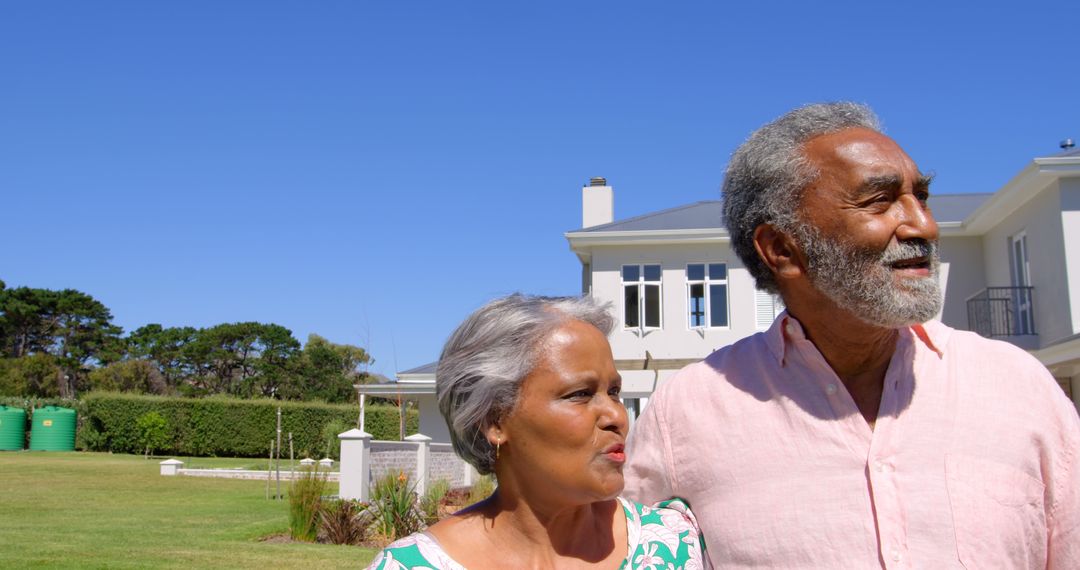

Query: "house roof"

xmin=570 ymin=193 xmax=991 ymax=234
xmin=398 ymin=362 xmax=437 ymax=375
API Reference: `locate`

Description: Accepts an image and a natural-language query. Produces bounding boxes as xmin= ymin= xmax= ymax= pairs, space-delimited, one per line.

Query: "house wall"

xmin=981 ymin=181 xmax=1072 ymax=347
xmin=937 ymin=236 xmax=986 ymax=330
xmin=590 ymin=242 xmax=764 ymax=392
xmin=1059 ymin=178 xmax=1080 ymax=336
xmin=416 ymin=394 xmax=451 ymax=444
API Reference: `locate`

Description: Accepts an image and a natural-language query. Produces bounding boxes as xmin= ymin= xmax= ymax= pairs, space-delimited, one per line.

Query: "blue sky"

xmin=2 ymin=2 xmax=1077 ymax=376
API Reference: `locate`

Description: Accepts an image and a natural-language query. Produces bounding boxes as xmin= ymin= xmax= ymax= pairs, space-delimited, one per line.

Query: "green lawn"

xmin=0 ymin=452 xmax=375 ymax=569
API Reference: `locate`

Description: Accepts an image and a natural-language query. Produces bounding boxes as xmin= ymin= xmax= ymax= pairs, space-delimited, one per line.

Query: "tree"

xmin=289 ymin=334 xmax=374 ymax=403
xmin=179 ymin=322 xmax=301 ymax=398
xmin=86 ymin=360 xmax=168 ymax=394
xmin=127 ymin=324 xmax=198 ymax=389
xmin=136 ymin=411 xmax=169 ymax=459
xmin=0 ymin=353 xmax=62 ymax=397
xmin=0 ymin=287 xmax=122 ymax=396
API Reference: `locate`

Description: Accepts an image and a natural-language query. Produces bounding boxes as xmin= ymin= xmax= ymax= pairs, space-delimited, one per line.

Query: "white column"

xmin=404 ymin=433 xmax=431 ymax=496
xmin=462 ymin=459 xmax=477 ymax=488
xmin=338 ymin=428 xmax=372 ymax=501
xmin=319 ymin=457 xmax=334 ymax=470
xmin=159 ymin=459 xmax=184 ymax=476
xmin=299 ymin=457 xmax=315 ymax=467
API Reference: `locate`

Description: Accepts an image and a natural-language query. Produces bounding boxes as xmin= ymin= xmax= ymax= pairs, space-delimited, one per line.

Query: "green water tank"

xmin=29 ymin=406 xmax=76 ymax=451
xmin=0 ymin=406 xmax=27 ymax=450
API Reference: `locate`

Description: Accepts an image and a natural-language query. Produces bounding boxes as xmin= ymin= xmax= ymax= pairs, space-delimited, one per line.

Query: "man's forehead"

xmin=803 ymin=127 xmax=920 ymax=179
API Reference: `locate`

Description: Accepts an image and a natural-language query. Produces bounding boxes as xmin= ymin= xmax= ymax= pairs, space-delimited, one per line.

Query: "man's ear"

xmin=753 ymin=224 xmax=805 ymax=282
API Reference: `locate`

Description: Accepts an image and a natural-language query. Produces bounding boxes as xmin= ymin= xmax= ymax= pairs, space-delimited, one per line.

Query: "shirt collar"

xmin=765 ymin=311 xmax=945 ymax=366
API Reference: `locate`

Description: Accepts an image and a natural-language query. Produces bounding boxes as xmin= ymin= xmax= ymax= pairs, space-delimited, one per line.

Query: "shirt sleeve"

xmin=623 ymin=389 xmax=675 ymax=504
xmin=1047 ymin=400 xmax=1080 ymax=569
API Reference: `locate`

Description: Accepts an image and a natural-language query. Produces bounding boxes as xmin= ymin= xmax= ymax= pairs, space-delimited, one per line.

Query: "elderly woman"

xmin=368 ymin=294 xmax=708 ymax=569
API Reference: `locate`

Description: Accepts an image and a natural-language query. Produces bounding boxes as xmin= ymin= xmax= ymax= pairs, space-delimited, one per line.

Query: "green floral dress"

xmin=366 ymin=497 xmax=708 ymax=569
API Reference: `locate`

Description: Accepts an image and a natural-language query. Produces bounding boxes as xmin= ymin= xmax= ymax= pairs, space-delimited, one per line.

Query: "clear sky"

xmin=2 ymin=2 xmax=1077 ymax=377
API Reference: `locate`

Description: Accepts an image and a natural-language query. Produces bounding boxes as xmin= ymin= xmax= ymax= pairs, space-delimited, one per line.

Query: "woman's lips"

xmin=603 ymin=444 xmax=626 ymax=464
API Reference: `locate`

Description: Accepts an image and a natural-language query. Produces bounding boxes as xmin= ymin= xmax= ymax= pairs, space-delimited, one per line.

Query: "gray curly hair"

xmin=435 ymin=294 xmax=615 ymax=475
xmin=722 ymin=102 xmax=882 ymax=292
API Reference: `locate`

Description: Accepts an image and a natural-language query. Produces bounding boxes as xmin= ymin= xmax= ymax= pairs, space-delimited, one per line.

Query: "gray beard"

xmin=792 ymin=225 xmax=943 ymax=328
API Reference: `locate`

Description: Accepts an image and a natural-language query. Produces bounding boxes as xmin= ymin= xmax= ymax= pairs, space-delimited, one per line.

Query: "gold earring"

xmin=496 ymin=441 xmax=501 ymax=459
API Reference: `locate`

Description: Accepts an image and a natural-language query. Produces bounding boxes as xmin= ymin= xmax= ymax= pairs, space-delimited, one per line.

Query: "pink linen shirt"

xmin=624 ymin=314 xmax=1080 ymax=569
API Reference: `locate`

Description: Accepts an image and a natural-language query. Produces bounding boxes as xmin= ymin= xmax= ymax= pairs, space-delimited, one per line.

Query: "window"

xmin=622 ymin=264 xmax=662 ymax=329
xmin=686 ymin=263 xmax=728 ymax=328
xmin=755 ymin=288 xmax=785 ymax=329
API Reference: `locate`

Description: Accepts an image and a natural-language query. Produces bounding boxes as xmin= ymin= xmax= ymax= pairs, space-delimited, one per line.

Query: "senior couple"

xmin=369 ymin=103 xmax=1080 ymax=569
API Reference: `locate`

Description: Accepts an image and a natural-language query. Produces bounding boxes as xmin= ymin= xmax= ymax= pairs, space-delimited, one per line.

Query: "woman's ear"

xmin=484 ymin=422 xmax=505 ymax=446
xmin=753 ymin=224 xmax=805 ymax=282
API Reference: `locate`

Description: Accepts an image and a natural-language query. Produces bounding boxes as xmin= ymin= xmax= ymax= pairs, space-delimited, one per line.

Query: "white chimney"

xmin=582 ymin=177 xmax=613 ymax=228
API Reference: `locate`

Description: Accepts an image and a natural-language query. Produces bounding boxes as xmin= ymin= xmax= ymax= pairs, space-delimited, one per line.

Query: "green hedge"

xmin=1 ymin=393 xmax=418 ymax=458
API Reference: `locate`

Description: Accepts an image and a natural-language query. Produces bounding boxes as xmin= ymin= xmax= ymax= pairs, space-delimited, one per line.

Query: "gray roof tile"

xmin=571 ymin=193 xmax=991 ymax=233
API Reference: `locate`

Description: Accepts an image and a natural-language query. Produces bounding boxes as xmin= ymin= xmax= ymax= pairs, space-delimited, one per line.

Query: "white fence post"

xmin=404 ymin=433 xmax=431 ymax=496
xmin=159 ymin=459 xmax=184 ymax=476
xmin=463 ymin=460 xmax=477 ymax=488
xmin=338 ymin=428 xmax=372 ymax=501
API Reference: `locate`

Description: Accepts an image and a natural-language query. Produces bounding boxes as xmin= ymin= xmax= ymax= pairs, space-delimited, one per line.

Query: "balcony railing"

xmin=966 ymin=286 xmax=1036 ymax=338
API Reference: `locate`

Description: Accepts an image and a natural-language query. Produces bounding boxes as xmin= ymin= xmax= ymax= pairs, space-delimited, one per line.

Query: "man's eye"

xmin=567 ymin=390 xmax=592 ymax=399
xmin=608 ymin=386 xmax=622 ymax=398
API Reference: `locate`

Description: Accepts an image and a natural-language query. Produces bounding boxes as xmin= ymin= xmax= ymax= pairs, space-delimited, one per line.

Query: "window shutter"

xmin=755 ymin=289 xmax=783 ymax=329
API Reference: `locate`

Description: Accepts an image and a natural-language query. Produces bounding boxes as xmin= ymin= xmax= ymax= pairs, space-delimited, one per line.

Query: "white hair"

xmin=435 ymin=294 xmax=615 ymax=474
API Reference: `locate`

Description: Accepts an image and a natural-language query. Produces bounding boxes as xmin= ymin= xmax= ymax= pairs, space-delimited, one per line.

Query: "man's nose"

xmin=895 ymin=194 xmax=939 ymax=242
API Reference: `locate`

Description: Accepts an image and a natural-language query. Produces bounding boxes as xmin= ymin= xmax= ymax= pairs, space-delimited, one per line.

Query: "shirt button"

xmin=891 ymin=549 xmax=901 ymax=562
xmin=785 ymin=322 xmax=798 ymax=336
xmin=875 ymin=460 xmax=885 ymax=472
xmin=826 ymin=383 xmax=838 ymax=395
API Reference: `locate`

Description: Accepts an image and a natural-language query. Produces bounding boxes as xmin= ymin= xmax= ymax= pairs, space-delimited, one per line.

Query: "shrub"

xmin=288 ymin=466 xmax=329 ymax=542
xmin=420 ymin=479 xmax=450 ymax=525
xmin=318 ymin=499 xmax=372 ymax=545
xmin=319 ymin=418 xmax=351 ymax=460
xmin=468 ymin=474 xmax=496 ymax=505
xmin=369 ymin=471 xmax=423 ymax=540
xmin=78 ymin=393 xmax=416 ymax=457
xmin=136 ymin=411 xmax=168 ymax=458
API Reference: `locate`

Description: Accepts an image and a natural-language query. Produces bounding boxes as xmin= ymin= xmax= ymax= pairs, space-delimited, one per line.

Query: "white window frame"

xmin=686 ymin=263 xmax=729 ymax=330
xmin=621 ymin=264 xmax=663 ymax=330
xmin=1010 ymin=231 xmax=1034 ymax=335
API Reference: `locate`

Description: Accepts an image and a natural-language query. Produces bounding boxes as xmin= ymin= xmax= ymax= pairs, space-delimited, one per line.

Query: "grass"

xmin=0 ymin=452 xmax=375 ymax=569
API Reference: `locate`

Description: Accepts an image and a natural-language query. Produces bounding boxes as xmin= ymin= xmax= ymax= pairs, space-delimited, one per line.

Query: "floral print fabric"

xmin=366 ymin=497 xmax=707 ymax=569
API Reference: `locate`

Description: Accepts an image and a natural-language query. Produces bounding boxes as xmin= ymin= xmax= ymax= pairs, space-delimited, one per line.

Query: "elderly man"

xmin=624 ymin=102 xmax=1079 ymax=568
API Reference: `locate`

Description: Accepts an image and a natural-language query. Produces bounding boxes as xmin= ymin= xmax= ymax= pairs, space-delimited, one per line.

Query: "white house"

xmin=359 ymin=145 xmax=1080 ymax=442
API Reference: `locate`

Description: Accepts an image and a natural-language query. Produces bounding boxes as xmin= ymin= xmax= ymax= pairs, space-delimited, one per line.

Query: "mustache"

xmin=880 ymin=239 xmax=937 ymax=264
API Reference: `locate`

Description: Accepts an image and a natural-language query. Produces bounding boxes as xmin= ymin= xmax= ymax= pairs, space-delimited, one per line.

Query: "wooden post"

xmin=266 ymin=440 xmax=273 ymax=500
xmin=275 ymin=407 xmax=282 ymax=500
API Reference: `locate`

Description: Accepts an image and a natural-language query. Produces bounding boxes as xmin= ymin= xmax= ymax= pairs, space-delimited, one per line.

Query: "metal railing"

xmin=967 ymin=286 xmax=1036 ymax=337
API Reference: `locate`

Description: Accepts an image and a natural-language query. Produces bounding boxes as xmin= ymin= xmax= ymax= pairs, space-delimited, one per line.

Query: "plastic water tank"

xmin=29 ymin=406 xmax=76 ymax=451
xmin=0 ymin=406 xmax=27 ymax=450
